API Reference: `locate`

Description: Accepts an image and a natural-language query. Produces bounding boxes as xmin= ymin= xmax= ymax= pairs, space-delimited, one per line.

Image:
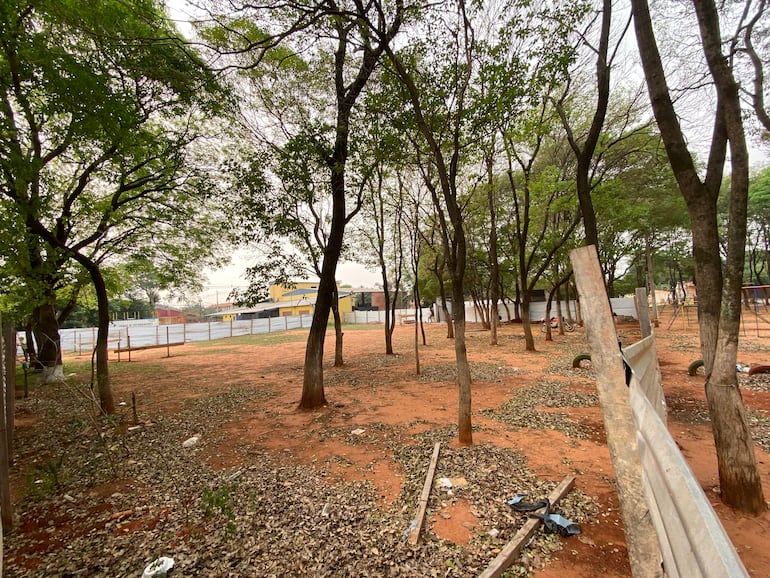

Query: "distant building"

xmin=351 ymin=287 xmax=408 ymax=311
xmin=155 ymin=305 xmax=186 ymax=325
xmin=207 ymin=280 xmax=353 ymax=321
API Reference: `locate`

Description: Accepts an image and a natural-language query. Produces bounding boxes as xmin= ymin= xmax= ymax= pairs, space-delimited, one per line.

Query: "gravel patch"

xmin=741 ymin=372 xmax=770 ymax=393
xmin=748 ymin=410 xmax=770 ymax=454
xmin=481 ymin=380 xmax=598 ymax=439
xmin=666 ymin=394 xmax=711 ymax=425
xmin=418 ymin=362 xmax=525 ymax=384
xmin=6 ymin=380 xmax=597 ymax=578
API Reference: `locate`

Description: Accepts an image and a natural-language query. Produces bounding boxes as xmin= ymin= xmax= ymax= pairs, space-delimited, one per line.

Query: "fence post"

xmin=635 ymin=287 xmax=652 ymax=339
xmin=571 ymin=246 xmax=662 ymax=578
xmin=0 ymin=313 xmax=13 ymax=530
xmin=166 ymin=326 xmax=170 ymax=358
xmin=4 ymin=320 xmax=14 ymax=456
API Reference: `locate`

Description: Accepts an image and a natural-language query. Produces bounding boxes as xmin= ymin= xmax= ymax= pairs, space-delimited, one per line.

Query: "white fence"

xmin=343 ymin=308 xmax=430 ymax=324
xmin=441 ymin=297 xmax=638 ymax=324
xmin=58 ymin=315 xmax=315 ymax=356
xmin=56 ymin=297 xmax=640 ymax=355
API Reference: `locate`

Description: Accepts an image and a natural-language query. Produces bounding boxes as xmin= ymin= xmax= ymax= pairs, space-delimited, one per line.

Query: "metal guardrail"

xmin=625 ymin=336 xmax=749 ymax=578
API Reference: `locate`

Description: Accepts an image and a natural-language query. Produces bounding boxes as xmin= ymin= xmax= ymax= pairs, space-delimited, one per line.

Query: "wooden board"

xmin=570 ymin=245 xmax=663 ymax=577
xmin=408 ymin=442 xmax=441 ymax=545
xmin=478 ymin=475 xmax=575 ymax=578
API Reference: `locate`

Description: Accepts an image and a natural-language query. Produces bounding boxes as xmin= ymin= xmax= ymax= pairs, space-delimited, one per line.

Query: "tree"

xmin=553 ymin=0 xmax=616 ymax=251
xmin=499 ymin=99 xmax=582 ymax=351
xmin=747 ymin=167 xmax=770 ymax=283
xmin=0 ymin=0 xmax=228 ymax=413
xmin=375 ymin=0 xmax=585 ymax=443
xmin=205 ymin=1 xmax=405 ymax=406
xmin=737 ymin=0 xmax=770 ymax=133
xmin=358 ymin=163 xmax=407 ymax=355
xmin=631 ymin=0 xmax=766 ymax=513
xmin=590 ymin=126 xmax=688 ymax=297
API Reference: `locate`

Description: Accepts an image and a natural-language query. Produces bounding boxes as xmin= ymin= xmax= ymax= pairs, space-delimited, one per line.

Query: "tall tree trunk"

xmin=556 ymin=0 xmax=612 ymax=250
xmin=88 ymin=264 xmax=115 ymax=415
xmin=413 ymin=284 xmax=421 ymax=375
xmin=543 ymin=289 xmax=555 ymax=342
xmin=383 ymin=274 xmax=394 ymax=355
xmin=433 ymin=259 xmax=454 ymax=339
xmin=645 ymin=234 xmax=660 ymax=327
xmin=487 ymin=153 xmax=500 ymax=346
xmin=297 ymin=5 xmax=403 ymax=410
xmin=300 ymin=187 xmax=343 ymax=409
xmin=694 ymin=0 xmax=765 ymax=514
xmin=632 ymin=0 xmax=765 ymax=513
xmin=521 ymin=294 xmax=535 ymax=351
xmin=65 ymin=252 xmax=115 ymax=415
xmin=31 ymin=299 xmax=63 ymax=383
xmin=450 ymin=239 xmax=472 ymax=446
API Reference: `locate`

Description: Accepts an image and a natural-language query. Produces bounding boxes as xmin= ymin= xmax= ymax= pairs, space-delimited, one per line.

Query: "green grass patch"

xmin=190 ymin=329 xmax=310 ymax=348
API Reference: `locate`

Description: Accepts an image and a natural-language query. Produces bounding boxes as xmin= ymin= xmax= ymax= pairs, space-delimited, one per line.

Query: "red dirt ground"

xmin=19 ymin=312 xmax=770 ymax=576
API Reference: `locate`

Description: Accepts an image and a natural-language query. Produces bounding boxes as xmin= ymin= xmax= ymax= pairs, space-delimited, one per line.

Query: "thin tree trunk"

xmin=521 ymin=294 xmax=535 ymax=351
xmin=332 ymin=286 xmax=343 ymax=367
xmin=84 ymin=263 xmax=115 ymax=415
xmin=488 ymin=159 xmax=500 ymax=345
xmin=645 ymin=234 xmax=660 ymax=327
xmin=434 ymin=264 xmax=454 ymax=339
xmin=413 ymin=285 xmax=421 ymax=376
xmin=543 ymin=289 xmax=555 ymax=342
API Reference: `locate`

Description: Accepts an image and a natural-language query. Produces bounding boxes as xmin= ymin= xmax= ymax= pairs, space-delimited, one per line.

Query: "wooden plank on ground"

xmin=408 ymin=442 xmax=441 ymax=545
xmin=479 ymin=475 xmax=575 ymax=578
xmin=570 ymin=245 xmax=663 ymax=578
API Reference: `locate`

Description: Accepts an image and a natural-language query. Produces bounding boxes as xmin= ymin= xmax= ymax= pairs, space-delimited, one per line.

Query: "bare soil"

xmin=5 ymin=312 xmax=770 ymax=576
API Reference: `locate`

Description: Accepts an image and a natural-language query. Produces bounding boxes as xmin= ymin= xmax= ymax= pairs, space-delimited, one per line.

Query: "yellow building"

xmin=269 ymin=281 xmax=353 ymax=319
xmin=206 ymin=281 xmax=352 ymax=322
